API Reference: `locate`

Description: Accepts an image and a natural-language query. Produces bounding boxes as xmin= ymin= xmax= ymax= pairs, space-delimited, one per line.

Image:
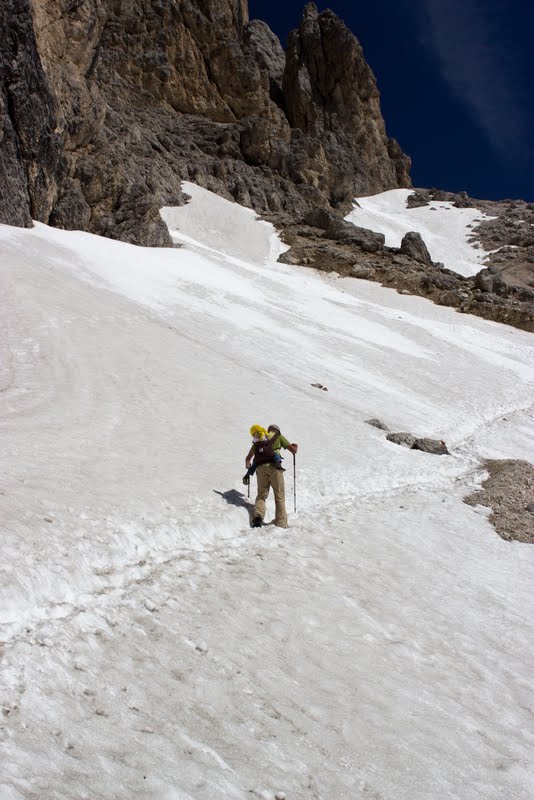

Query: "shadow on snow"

xmin=213 ymin=489 xmax=254 ymax=524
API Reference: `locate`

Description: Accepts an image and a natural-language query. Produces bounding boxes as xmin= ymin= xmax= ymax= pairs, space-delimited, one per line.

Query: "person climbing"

xmin=242 ymin=425 xmax=283 ymax=485
xmin=245 ymin=423 xmax=298 ymax=529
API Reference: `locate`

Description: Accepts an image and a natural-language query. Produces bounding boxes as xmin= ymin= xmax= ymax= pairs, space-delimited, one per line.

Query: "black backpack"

xmin=253 ymin=432 xmax=279 ymax=466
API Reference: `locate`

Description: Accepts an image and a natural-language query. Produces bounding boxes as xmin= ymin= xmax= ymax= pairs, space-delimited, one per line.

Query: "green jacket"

xmin=271 ymin=433 xmax=291 ymax=452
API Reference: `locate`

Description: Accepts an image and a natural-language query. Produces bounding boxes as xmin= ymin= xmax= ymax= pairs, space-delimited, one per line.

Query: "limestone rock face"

xmin=283 ymin=3 xmax=411 ymax=207
xmin=1 ymin=0 xmax=412 ymax=244
xmin=0 ymin=0 xmax=64 ymax=227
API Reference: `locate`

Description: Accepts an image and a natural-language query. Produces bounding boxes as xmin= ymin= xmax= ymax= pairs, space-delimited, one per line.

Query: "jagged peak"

xmin=301 ymin=2 xmax=319 ymax=20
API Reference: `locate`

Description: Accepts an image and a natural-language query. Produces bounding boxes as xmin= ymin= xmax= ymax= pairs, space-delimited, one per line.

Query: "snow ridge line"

xmin=450 ymin=399 xmax=534 ymax=455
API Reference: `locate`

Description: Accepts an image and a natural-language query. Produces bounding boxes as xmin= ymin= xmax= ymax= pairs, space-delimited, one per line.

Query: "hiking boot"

xmin=251 ymin=515 xmax=262 ymax=528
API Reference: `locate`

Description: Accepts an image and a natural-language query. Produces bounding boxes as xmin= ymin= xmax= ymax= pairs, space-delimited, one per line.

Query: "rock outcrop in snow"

xmin=465 ymin=459 xmax=534 ymax=544
xmin=279 ymin=189 xmax=534 ymax=332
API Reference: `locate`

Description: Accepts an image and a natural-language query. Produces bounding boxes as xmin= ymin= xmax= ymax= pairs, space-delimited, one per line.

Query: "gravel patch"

xmin=465 ymin=459 xmax=534 ymax=544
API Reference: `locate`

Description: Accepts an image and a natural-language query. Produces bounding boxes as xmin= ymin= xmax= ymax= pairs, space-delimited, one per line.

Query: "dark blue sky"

xmin=248 ymin=0 xmax=533 ymax=201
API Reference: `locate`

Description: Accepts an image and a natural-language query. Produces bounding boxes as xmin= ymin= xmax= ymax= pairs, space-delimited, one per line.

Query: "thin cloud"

xmin=420 ymin=0 xmax=532 ymax=164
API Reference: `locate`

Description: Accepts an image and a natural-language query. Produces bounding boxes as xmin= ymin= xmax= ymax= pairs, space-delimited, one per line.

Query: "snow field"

xmin=1 ymin=185 xmax=533 ymax=800
xmin=346 ymin=188 xmax=495 ymax=276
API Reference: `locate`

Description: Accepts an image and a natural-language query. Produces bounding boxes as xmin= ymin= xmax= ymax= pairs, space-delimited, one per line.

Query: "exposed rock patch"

xmin=365 ymin=420 xmax=450 ymax=454
xmin=365 ymin=418 xmax=390 ymax=431
xmin=404 ymin=188 xmax=534 ymax=292
xmin=412 ymin=438 xmax=449 ymax=455
xmin=386 ymin=432 xmax=417 ymax=449
xmin=464 ymin=460 xmax=534 ymax=544
xmin=385 ymin=432 xmax=449 ymax=455
xmin=277 ymin=210 xmax=534 ymax=332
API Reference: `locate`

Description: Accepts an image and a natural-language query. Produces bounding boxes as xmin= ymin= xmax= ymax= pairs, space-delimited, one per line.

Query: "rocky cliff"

xmin=0 ymin=0 xmax=411 ymax=245
xmin=0 ymin=0 xmax=65 ymax=228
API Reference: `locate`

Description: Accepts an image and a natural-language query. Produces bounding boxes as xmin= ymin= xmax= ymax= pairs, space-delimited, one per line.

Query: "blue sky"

xmin=248 ymin=0 xmax=533 ymax=201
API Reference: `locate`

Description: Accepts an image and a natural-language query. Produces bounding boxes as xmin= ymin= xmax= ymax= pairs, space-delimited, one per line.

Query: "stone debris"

xmin=412 ymin=438 xmax=449 ymax=455
xmin=385 ymin=431 xmax=449 ymax=454
xmin=464 ymin=459 xmax=534 ymax=544
xmin=386 ymin=432 xmax=417 ymax=449
xmin=365 ymin=418 xmax=390 ymax=431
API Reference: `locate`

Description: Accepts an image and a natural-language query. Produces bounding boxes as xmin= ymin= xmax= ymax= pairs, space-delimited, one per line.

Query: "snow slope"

xmin=346 ymin=188 xmax=494 ymax=276
xmin=1 ymin=186 xmax=533 ymax=800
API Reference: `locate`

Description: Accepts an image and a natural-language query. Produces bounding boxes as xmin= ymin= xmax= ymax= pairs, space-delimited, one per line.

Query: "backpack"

xmin=253 ymin=432 xmax=279 ymax=466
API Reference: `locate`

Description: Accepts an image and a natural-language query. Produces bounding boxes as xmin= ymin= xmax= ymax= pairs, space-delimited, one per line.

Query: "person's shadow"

xmin=213 ymin=489 xmax=254 ymax=525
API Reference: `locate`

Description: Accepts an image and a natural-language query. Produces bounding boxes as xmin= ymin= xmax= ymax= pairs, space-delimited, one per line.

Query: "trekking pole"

xmin=247 ymin=477 xmax=250 ymax=499
xmin=293 ymin=453 xmax=297 ymax=513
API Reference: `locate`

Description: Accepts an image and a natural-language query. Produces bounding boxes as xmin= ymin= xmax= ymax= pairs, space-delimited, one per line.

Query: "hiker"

xmin=242 ymin=425 xmax=283 ymax=484
xmin=245 ymin=423 xmax=298 ymax=529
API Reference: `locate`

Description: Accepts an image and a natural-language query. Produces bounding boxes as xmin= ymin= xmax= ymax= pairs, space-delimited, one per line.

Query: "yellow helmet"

xmin=250 ymin=424 xmax=268 ymax=439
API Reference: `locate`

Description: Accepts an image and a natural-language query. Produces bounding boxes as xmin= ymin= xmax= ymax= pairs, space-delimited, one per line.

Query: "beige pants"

xmin=254 ymin=463 xmax=288 ymax=528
